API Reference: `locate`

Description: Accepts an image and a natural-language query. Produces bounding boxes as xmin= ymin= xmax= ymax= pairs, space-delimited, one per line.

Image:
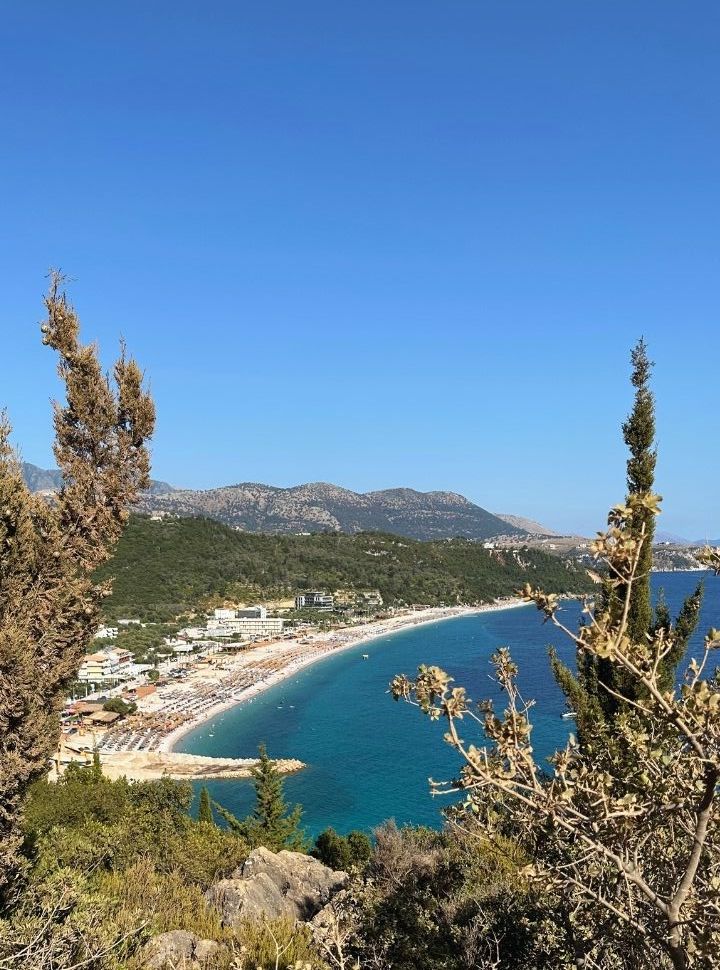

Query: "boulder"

xmin=206 ymin=871 xmax=294 ymax=925
xmin=144 ymin=929 xmax=221 ymax=968
xmin=206 ymin=846 xmax=348 ymax=927
xmin=193 ymin=938 xmax=222 ymax=964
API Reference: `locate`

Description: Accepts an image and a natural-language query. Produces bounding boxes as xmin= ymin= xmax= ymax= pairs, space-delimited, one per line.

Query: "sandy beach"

xmin=78 ymin=599 xmax=527 ymax=779
xmin=96 ymin=751 xmax=305 ymax=782
xmin=159 ymin=599 xmax=527 ymax=752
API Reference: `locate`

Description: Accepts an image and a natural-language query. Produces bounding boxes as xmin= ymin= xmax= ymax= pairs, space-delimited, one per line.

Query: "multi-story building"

xmin=207 ymin=607 xmax=283 ymax=639
xmin=95 ymin=625 xmax=119 ymax=639
xmin=295 ymin=591 xmax=334 ymax=611
xmin=212 ymin=608 xmax=236 ymax=621
xmin=236 ymin=606 xmax=266 ymax=619
xmin=78 ymin=647 xmax=134 ymax=682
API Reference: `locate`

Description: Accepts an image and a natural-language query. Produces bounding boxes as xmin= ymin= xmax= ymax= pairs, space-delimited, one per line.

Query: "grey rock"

xmin=207 ymin=847 xmax=348 ymax=927
xmin=144 ymin=930 xmax=220 ymax=968
xmin=193 ymin=938 xmax=221 ymax=964
xmin=207 ymin=871 xmax=294 ymax=924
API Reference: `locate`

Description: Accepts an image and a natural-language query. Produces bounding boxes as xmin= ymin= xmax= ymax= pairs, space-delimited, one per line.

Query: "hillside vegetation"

xmin=97 ymin=515 xmax=593 ymax=621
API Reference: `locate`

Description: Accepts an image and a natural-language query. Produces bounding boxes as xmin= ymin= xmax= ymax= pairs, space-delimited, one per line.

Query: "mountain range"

xmin=135 ymin=481 xmax=532 ymax=540
xmin=19 ymin=463 xmax=558 ymax=541
xmin=655 ymin=529 xmax=720 ymax=547
xmin=21 ymin=463 xmax=176 ymax=497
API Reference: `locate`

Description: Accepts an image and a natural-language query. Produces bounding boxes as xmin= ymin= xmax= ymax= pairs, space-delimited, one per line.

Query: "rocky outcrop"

xmin=143 ymin=930 xmax=221 ymax=968
xmin=206 ymin=846 xmax=348 ymax=927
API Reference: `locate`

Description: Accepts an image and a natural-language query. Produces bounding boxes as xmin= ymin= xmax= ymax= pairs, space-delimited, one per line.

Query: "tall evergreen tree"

xmin=0 ymin=274 xmax=154 ymax=903
xmin=621 ymin=338 xmax=657 ymax=640
xmin=552 ymin=339 xmax=701 ymax=740
xmin=217 ymin=744 xmax=305 ymax=852
xmin=247 ymin=744 xmax=305 ymax=851
xmin=198 ymin=786 xmax=214 ymax=825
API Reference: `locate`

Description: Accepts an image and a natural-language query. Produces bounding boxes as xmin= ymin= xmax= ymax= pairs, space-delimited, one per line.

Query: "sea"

xmin=179 ymin=571 xmax=720 ymax=838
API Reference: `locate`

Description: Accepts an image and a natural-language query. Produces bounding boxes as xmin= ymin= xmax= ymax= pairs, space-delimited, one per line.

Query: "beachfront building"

xmin=213 ymin=608 xmax=236 ymax=621
xmin=78 ymin=647 xmax=134 ymax=682
xmin=237 ymin=606 xmax=266 ymax=619
xmin=207 ymin=607 xmax=284 ymax=639
xmin=176 ymin=625 xmax=208 ymax=640
xmin=295 ymin=591 xmax=334 ymax=611
xmin=163 ymin=636 xmax=196 ymax=652
xmin=124 ymin=684 xmax=157 ymax=701
xmin=95 ymin=625 xmax=118 ymax=639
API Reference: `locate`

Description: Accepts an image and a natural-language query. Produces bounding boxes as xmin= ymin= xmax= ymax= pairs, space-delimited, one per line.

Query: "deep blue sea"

xmin=179 ymin=572 xmax=720 ymax=838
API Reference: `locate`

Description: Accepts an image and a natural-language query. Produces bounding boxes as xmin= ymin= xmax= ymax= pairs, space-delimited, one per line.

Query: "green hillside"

xmin=96 ymin=515 xmax=593 ymax=621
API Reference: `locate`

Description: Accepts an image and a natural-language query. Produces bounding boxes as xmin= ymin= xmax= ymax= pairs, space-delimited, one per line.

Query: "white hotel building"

xmin=207 ymin=606 xmax=284 ymax=639
xmin=78 ymin=647 xmax=134 ymax=682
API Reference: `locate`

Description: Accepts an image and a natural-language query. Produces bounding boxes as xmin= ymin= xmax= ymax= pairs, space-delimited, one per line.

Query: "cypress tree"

xmin=0 ymin=274 xmax=154 ymax=903
xmin=90 ymin=750 xmax=103 ymax=784
xmin=198 ymin=786 xmax=214 ymax=824
xmin=552 ymin=339 xmax=702 ymax=739
xmin=620 ymin=338 xmax=657 ymax=640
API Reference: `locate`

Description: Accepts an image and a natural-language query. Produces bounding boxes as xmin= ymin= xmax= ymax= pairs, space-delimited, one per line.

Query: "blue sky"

xmin=1 ymin=2 xmax=718 ymax=537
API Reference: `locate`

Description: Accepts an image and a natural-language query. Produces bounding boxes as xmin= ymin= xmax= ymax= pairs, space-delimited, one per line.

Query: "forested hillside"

xmin=97 ymin=515 xmax=593 ymax=621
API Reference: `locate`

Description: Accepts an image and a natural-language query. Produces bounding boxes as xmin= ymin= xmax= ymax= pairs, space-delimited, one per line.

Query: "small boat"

xmin=561 ymin=711 xmax=577 ymax=720
xmin=362 ymin=653 xmax=369 ymax=660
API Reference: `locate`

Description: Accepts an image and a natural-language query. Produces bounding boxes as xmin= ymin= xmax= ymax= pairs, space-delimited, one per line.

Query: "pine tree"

xmin=552 ymin=339 xmax=701 ymax=739
xmin=198 ymin=786 xmax=214 ymax=824
xmin=217 ymin=744 xmax=305 ymax=852
xmin=0 ymin=274 xmax=154 ymax=902
xmin=247 ymin=744 xmax=305 ymax=851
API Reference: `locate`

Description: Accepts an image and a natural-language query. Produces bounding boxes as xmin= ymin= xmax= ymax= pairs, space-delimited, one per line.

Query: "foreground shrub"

xmin=393 ymin=498 xmax=720 ymax=969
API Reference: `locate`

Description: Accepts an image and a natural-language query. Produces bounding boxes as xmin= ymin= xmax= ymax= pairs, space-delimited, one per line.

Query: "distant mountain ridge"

xmin=21 ymin=462 xmax=176 ymax=498
xmin=19 ymin=463 xmax=568 ymax=541
xmin=135 ymin=480 xmax=525 ymax=541
xmin=21 ymin=463 xmax=63 ymax=492
xmin=495 ymin=513 xmax=559 ymax=536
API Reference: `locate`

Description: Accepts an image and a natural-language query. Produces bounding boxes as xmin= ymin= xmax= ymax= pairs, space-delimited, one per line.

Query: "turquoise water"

xmin=179 ymin=572 xmax=720 ymax=837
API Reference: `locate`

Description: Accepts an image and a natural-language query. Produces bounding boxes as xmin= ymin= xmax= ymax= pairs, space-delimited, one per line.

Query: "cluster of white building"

xmin=95 ymin=625 xmax=119 ymax=640
xmin=80 ymin=594 xmax=341 ymax=688
xmin=95 ymin=619 xmax=141 ymax=640
xmin=206 ymin=605 xmax=284 ymax=639
xmin=77 ymin=647 xmax=134 ymax=682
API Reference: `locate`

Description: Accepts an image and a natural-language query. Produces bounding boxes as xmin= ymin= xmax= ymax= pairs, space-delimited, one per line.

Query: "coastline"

xmin=94 ymin=751 xmax=305 ymax=782
xmin=162 ymin=599 xmax=528 ymax=754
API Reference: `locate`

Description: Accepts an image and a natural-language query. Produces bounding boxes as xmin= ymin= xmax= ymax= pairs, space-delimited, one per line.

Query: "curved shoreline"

xmin=164 ymin=600 xmax=529 ymax=755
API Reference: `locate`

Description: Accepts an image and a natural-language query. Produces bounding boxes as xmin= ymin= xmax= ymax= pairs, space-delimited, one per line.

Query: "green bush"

xmin=312 ymin=828 xmax=371 ymax=871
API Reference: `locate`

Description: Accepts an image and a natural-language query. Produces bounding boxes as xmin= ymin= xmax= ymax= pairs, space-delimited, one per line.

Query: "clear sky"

xmin=1 ymin=2 xmax=718 ymax=538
